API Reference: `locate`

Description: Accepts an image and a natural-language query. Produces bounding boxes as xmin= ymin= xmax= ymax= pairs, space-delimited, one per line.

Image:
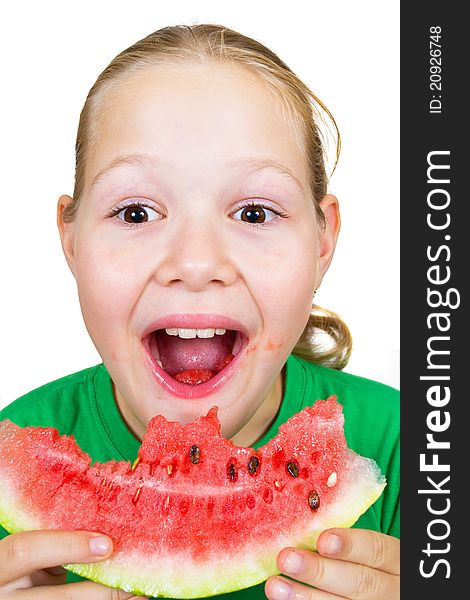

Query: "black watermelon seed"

xmin=189 ymin=445 xmax=200 ymax=464
xmin=308 ymin=490 xmax=320 ymax=511
xmin=227 ymin=461 xmax=238 ymax=482
xmin=286 ymin=461 xmax=300 ymax=478
xmin=248 ymin=455 xmax=260 ymax=475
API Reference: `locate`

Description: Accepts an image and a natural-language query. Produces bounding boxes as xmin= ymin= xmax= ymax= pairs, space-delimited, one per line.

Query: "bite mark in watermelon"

xmin=0 ymin=396 xmax=386 ymax=598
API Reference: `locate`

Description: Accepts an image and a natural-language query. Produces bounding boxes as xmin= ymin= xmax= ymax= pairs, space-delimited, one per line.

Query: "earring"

xmin=312 ymin=289 xmax=318 ymax=300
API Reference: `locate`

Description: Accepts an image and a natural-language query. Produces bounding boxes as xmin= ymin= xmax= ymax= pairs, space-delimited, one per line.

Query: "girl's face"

xmin=58 ymin=61 xmax=339 ymax=444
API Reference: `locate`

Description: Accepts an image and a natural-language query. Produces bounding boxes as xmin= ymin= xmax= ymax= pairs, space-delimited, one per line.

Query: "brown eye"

xmin=123 ymin=207 xmax=147 ymax=223
xmin=241 ymin=205 xmax=266 ymax=224
xmin=117 ymin=204 xmax=159 ymax=224
xmin=233 ymin=203 xmax=280 ymax=225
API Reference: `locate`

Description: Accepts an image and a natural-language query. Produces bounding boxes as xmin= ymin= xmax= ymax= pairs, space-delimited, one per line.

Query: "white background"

xmin=0 ymin=0 xmax=399 ymax=409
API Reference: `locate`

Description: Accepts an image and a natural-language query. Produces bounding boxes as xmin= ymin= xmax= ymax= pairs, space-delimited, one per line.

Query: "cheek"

xmin=265 ymin=273 xmax=316 ymax=351
xmin=246 ymin=225 xmax=318 ymax=344
xmin=74 ymin=234 xmax=141 ymax=345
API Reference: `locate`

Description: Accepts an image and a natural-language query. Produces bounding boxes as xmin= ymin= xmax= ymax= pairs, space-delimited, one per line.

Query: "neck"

xmin=230 ymin=368 xmax=285 ymax=447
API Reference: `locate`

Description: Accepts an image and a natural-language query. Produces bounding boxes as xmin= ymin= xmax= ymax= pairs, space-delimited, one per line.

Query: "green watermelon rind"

xmin=0 ymin=449 xmax=385 ymax=598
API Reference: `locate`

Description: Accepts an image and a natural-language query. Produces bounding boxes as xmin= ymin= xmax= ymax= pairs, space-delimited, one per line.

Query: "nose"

xmin=154 ymin=218 xmax=239 ymax=291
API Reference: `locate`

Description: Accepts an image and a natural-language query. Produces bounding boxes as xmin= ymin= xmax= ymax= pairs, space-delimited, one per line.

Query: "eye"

xmin=232 ymin=202 xmax=284 ymax=226
xmin=115 ymin=203 xmax=160 ymax=224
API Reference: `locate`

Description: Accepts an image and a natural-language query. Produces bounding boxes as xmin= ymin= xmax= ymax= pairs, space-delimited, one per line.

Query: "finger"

xmin=266 ymin=575 xmax=338 ymax=600
xmin=276 ymin=547 xmax=399 ymax=600
xmin=0 ymin=530 xmax=114 ymax=585
xmin=317 ymin=528 xmax=400 ymax=575
xmin=0 ymin=569 xmax=66 ymax=595
xmin=10 ymin=580 xmax=147 ymax=599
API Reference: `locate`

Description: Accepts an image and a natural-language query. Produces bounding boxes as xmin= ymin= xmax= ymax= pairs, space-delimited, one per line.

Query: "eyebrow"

xmin=87 ymin=154 xmax=162 ymax=194
xmin=225 ymin=156 xmax=305 ymax=193
xmin=87 ymin=152 xmax=305 ymax=194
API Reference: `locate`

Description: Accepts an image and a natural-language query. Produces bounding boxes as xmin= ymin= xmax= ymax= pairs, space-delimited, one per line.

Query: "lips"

xmin=141 ymin=314 xmax=251 ymax=399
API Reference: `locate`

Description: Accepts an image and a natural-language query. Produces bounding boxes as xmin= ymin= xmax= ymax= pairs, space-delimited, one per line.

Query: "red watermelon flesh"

xmin=0 ymin=397 xmax=386 ymax=598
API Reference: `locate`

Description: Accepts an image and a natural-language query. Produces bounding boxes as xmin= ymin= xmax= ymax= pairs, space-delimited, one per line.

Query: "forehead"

xmin=86 ymin=61 xmax=308 ymax=187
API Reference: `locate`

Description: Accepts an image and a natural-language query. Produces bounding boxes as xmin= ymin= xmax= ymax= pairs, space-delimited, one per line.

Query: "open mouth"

xmin=142 ymin=327 xmax=249 ymax=393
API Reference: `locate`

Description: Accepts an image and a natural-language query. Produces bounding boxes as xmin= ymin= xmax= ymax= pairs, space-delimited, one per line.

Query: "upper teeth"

xmin=165 ymin=327 xmax=227 ymax=339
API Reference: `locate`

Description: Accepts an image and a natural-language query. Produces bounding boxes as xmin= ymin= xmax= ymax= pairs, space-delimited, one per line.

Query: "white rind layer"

xmin=0 ymin=451 xmax=385 ymax=598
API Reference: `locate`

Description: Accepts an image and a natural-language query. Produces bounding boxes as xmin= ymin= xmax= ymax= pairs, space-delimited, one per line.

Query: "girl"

xmin=0 ymin=24 xmax=399 ymax=600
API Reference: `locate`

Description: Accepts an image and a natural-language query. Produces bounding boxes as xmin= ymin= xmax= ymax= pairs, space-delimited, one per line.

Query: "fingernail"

xmin=324 ymin=533 xmax=342 ymax=554
xmin=268 ymin=578 xmax=293 ymax=600
xmin=282 ymin=550 xmax=304 ymax=574
xmin=89 ymin=535 xmax=112 ymax=556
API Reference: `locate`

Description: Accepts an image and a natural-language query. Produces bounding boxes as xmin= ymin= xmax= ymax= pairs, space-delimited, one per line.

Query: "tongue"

xmin=155 ymin=330 xmax=236 ymax=379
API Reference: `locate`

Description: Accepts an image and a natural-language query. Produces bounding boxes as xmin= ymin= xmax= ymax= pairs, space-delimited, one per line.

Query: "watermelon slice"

xmin=0 ymin=396 xmax=385 ymax=598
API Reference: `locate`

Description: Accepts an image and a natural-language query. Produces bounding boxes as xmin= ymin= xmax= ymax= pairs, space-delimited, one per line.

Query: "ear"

xmin=57 ymin=194 xmax=78 ymax=278
xmin=316 ymin=193 xmax=341 ymax=285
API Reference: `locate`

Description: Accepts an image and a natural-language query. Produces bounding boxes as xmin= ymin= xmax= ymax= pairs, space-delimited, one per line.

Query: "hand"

xmin=265 ymin=528 xmax=400 ymax=599
xmin=0 ymin=530 xmax=147 ymax=599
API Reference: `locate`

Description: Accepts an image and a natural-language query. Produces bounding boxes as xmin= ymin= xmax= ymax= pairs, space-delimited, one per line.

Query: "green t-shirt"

xmin=0 ymin=354 xmax=399 ymax=598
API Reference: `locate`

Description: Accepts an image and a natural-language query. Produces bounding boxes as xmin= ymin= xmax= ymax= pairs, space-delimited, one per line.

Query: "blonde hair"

xmin=63 ymin=23 xmax=352 ymax=370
